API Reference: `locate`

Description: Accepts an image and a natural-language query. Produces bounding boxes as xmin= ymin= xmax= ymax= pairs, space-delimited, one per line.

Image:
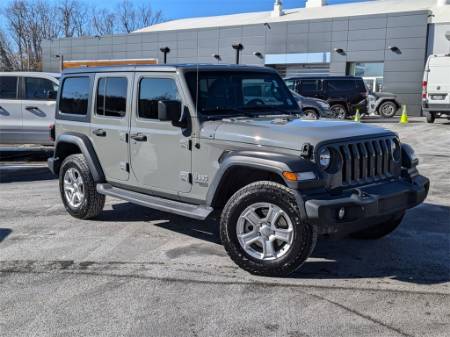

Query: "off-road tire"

xmin=59 ymin=154 xmax=105 ymax=219
xmin=426 ymin=112 xmax=435 ymax=123
xmin=220 ymin=181 xmax=317 ymax=277
xmin=378 ymin=101 xmax=398 ymax=118
xmin=304 ymin=109 xmax=320 ymax=120
xmin=330 ymin=104 xmax=347 ymax=119
xmin=350 ymin=213 xmax=404 ymax=240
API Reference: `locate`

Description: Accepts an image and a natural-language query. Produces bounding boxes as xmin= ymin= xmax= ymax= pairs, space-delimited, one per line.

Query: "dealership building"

xmin=42 ymin=0 xmax=450 ymax=115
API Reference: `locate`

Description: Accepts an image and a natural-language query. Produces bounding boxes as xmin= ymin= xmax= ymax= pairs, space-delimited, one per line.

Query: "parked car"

xmin=290 ymin=90 xmax=333 ymax=119
xmin=285 ymin=76 xmax=368 ymax=119
xmin=368 ymin=91 xmax=401 ymax=118
xmin=0 ymin=72 xmax=59 ymax=145
xmin=49 ymin=64 xmax=429 ymax=277
xmin=422 ymin=54 xmax=450 ymax=123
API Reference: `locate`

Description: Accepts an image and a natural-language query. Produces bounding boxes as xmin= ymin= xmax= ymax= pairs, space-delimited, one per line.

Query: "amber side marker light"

xmin=282 ymin=171 xmax=316 ymax=182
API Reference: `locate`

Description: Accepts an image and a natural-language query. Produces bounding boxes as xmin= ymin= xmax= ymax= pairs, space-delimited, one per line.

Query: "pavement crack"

xmin=300 ymin=290 xmax=414 ymax=337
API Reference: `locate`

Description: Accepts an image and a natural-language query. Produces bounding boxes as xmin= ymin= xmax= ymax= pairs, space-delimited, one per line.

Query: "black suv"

xmin=285 ymin=76 xmax=368 ymax=119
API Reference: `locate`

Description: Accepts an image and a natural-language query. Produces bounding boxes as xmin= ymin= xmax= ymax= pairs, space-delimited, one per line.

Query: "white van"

xmin=0 ymin=72 xmax=59 ymax=145
xmin=422 ymin=54 xmax=450 ymax=123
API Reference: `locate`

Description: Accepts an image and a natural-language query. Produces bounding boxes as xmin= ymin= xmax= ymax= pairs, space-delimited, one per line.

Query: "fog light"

xmin=338 ymin=207 xmax=345 ymax=220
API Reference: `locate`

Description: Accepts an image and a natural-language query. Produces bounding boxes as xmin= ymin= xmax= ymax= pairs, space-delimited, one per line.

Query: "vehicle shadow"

xmin=97 ymin=201 xmax=449 ymax=285
xmin=97 ymin=202 xmax=221 ymax=243
xmin=0 ymin=228 xmax=12 ymax=243
xmin=0 ymin=166 xmax=56 ymax=183
xmin=293 ymin=202 xmax=450 ymax=285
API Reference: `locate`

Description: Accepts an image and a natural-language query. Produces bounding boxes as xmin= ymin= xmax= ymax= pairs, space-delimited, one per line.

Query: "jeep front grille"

xmin=328 ymin=137 xmax=399 ymax=187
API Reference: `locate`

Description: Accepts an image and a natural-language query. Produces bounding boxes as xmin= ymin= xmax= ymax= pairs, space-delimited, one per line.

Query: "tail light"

xmin=49 ymin=124 xmax=55 ymax=141
xmin=422 ymin=81 xmax=427 ymax=99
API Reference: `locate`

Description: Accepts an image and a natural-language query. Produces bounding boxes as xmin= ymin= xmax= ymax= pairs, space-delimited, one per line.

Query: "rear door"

xmin=427 ymin=56 xmax=450 ymax=105
xmin=21 ymin=76 xmax=58 ymax=144
xmin=298 ymin=79 xmax=320 ymax=98
xmin=0 ymin=75 xmax=22 ymax=143
xmin=90 ymin=73 xmax=133 ymax=182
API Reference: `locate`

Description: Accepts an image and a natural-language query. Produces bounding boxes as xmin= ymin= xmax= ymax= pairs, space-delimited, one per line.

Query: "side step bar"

xmin=96 ymin=183 xmax=213 ymax=220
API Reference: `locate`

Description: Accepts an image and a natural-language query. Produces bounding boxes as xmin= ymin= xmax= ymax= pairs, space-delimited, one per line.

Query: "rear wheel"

xmin=379 ymin=101 xmax=398 ymax=118
xmin=59 ymin=154 xmax=105 ymax=219
xmin=330 ymin=104 xmax=347 ymax=119
xmin=220 ymin=181 xmax=317 ymax=276
xmin=350 ymin=213 xmax=404 ymax=240
xmin=426 ymin=112 xmax=435 ymax=123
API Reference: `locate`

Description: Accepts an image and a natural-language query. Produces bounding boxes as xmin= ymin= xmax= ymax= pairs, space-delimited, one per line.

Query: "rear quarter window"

xmin=59 ymin=77 xmax=90 ymax=115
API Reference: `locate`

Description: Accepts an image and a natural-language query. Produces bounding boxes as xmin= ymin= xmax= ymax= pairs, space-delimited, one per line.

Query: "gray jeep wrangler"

xmin=48 ymin=64 xmax=429 ymax=276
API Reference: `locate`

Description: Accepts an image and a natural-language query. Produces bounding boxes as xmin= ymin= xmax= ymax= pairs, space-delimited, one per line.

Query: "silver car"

xmin=0 ymin=72 xmax=59 ymax=145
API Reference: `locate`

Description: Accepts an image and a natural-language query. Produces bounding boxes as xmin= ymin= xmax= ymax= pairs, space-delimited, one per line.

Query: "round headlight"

xmin=391 ymin=139 xmax=401 ymax=162
xmin=319 ymin=147 xmax=331 ymax=169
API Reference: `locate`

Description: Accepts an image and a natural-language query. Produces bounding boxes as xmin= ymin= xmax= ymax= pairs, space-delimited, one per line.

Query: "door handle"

xmin=25 ymin=106 xmax=39 ymax=111
xmin=130 ymin=133 xmax=147 ymax=142
xmin=92 ymin=128 xmax=107 ymax=137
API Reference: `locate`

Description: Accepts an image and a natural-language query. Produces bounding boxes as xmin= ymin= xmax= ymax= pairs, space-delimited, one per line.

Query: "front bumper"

xmin=301 ymin=175 xmax=429 ymax=235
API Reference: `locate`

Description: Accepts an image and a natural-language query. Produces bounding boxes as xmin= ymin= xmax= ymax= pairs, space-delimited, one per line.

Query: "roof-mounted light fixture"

xmin=388 ymin=46 xmax=401 ymax=54
xmin=334 ymin=48 xmax=345 ymax=55
xmin=253 ymin=52 xmax=263 ymax=59
xmin=212 ymin=54 xmax=221 ymax=62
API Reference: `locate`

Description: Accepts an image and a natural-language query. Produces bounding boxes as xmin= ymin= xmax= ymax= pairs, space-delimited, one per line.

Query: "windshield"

xmin=185 ymin=71 xmax=299 ymax=117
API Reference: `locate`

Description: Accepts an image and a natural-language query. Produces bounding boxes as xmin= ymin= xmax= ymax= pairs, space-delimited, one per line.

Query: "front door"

xmin=0 ymin=75 xmax=22 ymax=144
xmin=90 ymin=73 xmax=132 ymax=182
xmin=21 ymin=76 xmax=58 ymax=144
xmin=129 ymin=73 xmax=191 ymax=194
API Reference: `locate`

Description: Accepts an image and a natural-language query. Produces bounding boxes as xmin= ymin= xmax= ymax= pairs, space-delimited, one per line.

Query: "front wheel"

xmin=330 ymin=104 xmax=347 ymax=119
xmin=350 ymin=213 xmax=404 ymax=240
xmin=220 ymin=181 xmax=317 ymax=276
xmin=303 ymin=109 xmax=320 ymax=120
xmin=379 ymin=101 xmax=398 ymax=118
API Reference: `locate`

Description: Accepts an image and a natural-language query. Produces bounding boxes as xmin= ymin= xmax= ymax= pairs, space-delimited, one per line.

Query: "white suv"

xmin=0 ymin=72 xmax=59 ymax=145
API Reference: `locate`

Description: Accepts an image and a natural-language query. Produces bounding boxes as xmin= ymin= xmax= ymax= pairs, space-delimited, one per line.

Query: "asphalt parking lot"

xmin=1 ymin=118 xmax=449 ymax=337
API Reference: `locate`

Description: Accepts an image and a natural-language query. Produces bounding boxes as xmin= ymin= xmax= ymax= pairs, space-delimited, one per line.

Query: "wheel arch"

xmin=206 ymin=151 xmax=319 ymax=210
xmin=51 ymin=133 xmax=105 ymax=182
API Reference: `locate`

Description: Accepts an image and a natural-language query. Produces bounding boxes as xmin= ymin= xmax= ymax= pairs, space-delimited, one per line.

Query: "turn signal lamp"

xmin=282 ymin=171 xmax=316 ymax=182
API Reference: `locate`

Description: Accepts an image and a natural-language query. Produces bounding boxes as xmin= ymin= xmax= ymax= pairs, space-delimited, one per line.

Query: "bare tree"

xmin=117 ymin=0 xmax=163 ymax=33
xmin=91 ymin=8 xmax=116 ymax=36
xmin=1 ymin=0 xmax=164 ymax=71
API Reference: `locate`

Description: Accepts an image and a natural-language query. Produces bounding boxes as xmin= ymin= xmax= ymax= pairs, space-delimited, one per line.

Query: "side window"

xmin=59 ymin=77 xmax=90 ymax=115
xmin=0 ymin=76 xmax=18 ymax=99
xmin=326 ymin=80 xmax=355 ymax=92
xmin=24 ymin=77 xmax=58 ymax=100
xmin=138 ymin=78 xmax=179 ymax=120
xmin=96 ymin=77 xmax=128 ymax=117
xmin=299 ymin=80 xmax=318 ymax=96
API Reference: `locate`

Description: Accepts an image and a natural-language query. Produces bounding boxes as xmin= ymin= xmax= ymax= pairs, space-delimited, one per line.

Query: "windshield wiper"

xmin=201 ymin=107 xmax=259 ymax=119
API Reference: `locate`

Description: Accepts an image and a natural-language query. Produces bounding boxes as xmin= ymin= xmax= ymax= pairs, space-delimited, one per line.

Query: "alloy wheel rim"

xmin=382 ymin=104 xmax=395 ymax=116
xmin=236 ymin=202 xmax=294 ymax=261
xmin=63 ymin=168 xmax=85 ymax=208
xmin=332 ymin=106 xmax=346 ymax=119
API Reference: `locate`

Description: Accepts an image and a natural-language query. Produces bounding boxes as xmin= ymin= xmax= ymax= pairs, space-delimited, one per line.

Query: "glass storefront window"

xmin=347 ymin=62 xmax=384 ymax=92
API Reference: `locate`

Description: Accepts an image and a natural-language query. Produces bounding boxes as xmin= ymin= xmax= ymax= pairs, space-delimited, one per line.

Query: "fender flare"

xmin=206 ymin=151 xmax=322 ymax=218
xmin=52 ymin=132 xmax=105 ymax=182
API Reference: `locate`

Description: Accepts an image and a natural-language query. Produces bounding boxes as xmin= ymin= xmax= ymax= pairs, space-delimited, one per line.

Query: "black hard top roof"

xmin=62 ymin=63 xmax=277 ymax=75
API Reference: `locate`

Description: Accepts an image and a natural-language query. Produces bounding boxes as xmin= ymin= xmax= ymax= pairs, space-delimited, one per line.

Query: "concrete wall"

xmin=42 ymin=10 xmax=430 ymax=116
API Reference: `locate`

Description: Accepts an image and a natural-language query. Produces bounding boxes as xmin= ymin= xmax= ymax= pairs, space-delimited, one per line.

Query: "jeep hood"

xmin=201 ymin=117 xmax=395 ymax=151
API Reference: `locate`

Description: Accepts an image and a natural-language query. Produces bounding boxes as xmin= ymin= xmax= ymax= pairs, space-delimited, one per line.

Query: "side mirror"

xmin=158 ymin=100 xmax=182 ymax=123
xmin=47 ymin=90 xmax=57 ymax=100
